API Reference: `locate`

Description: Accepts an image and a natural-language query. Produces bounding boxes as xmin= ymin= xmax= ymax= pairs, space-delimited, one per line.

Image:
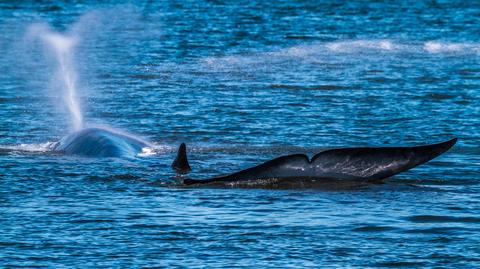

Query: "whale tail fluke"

xmin=172 ymin=143 xmax=191 ymax=173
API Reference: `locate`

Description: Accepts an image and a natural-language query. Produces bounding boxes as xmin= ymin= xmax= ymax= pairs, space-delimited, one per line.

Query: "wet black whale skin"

xmin=183 ymin=138 xmax=457 ymax=185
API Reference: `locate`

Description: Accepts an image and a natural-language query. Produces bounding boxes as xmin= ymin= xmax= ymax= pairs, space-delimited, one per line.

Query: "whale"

xmin=176 ymin=138 xmax=457 ymax=186
xmin=52 ymin=127 xmax=150 ymax=157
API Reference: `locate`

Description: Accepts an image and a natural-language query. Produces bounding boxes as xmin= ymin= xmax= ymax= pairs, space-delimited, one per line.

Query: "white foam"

xmin=136 ymin=144 xmax=173 ymax=157
xmin=424 ymin=41 xmax=480 ymax=54
xmin=1 ymin=142 xmax=56 ymax=153
xmin=138 ymin=147 xmax=155 ymax=157
xmin=200 ymin=39 xmax=480 ymax=72
xmin=326 ymin=40 xmax=396 ymax=53
xmin=379 ymin=40 xmax=393 ymax=50
xmin=276 ymin=45 xmax=319 ymax=57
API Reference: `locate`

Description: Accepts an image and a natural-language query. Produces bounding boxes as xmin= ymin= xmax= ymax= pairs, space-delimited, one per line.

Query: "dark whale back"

xmin=54 ymin=127 xmax=150 ymax=157
xmin=309 ymin=138 xmax=457 ymax=182
xmin=183 ymin=138 xmax=457 ymax=185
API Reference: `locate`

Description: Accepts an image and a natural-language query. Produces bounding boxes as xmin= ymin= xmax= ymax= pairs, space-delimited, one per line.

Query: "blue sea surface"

xmin=1 ymin=1 xmax=479 ymax=267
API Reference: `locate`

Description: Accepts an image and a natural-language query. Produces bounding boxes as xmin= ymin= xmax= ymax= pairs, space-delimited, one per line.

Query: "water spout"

xmin=29 ymin=24 xmax=83 ymax=131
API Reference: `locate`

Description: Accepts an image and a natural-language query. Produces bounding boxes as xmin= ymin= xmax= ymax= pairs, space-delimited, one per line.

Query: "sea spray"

xmin=28 ymin=24 xmax=83 ymax=131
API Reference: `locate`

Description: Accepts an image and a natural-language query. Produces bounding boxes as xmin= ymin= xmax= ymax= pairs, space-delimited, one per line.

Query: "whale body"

xmin=179 ymin=138 xmax=457 ymax=186
xmin=53 ymin=127 xmax=150 ymax=157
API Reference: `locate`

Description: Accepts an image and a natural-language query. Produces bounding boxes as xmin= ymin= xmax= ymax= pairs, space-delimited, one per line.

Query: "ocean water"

xmin=1 ymin=1 xmax=479 ymax=267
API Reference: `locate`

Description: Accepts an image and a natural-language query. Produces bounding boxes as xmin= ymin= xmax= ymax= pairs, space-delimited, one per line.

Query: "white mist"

xmin=29 ymin=24 xmax=83 ymax=131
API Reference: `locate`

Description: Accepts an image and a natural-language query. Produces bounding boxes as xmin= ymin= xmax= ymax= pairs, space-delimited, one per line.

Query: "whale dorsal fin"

xmin=172 ymin=143 xmax=191 ymax=173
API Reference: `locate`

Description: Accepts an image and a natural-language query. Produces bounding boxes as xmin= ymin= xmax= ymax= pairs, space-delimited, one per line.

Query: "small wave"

xmin=407 ymin=215 xmax=480 ymax=223
xmin=198 ymin=178 xmax=370 ymax=190
xmin=70 ymin=219 xmax=117 ymax=224
xmin=352 ymin=225 xmax=397 ymax=233
xmin=423 ymin=93 xmax=456 ymax=100
xmin=375 ymin=261 xmax=427 ymax=267
xmin=269 ymin=84 xmax=351 ymax=90
xmin=404 ymin=227 xmax=462 ymax=234
xmin=110 ymin=174 xmax=141 ymax=180
xmin=127 ymin=74 xmax=161 ymax=80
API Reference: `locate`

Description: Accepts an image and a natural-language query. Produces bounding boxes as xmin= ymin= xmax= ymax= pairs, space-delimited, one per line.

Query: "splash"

xmin=423 ymin=41 xmax=480 ymax=54
xmin=326 ymin=40 xmax=395 ymax=52
xmin=0 ymin=142 xmax=57 ymax=153
xmin=202 ymin=39 xmax=480 ymax=70
xmin=28 ymin=24 xmax=83 ymax=131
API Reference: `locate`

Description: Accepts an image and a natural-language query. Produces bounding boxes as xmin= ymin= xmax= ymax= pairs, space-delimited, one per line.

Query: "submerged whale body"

xmin=179 ymin=138 xmax=457 ymax=186
xmin=53 ymin=127 xmax=150 ymax=157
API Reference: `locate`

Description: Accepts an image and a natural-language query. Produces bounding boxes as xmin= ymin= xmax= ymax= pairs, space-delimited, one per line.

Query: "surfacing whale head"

xmin=53 ymin=127 xmax=150 ymax=157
